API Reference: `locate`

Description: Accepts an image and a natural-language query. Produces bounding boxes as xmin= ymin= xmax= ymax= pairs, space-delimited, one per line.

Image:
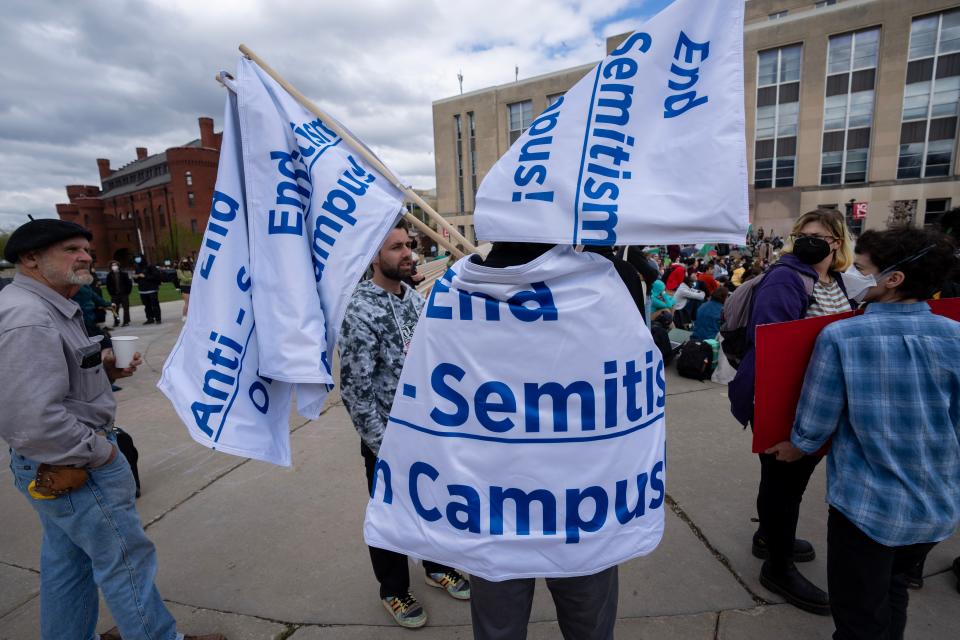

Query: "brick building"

xmin=56 ymin=117 xmax=222 ymax=266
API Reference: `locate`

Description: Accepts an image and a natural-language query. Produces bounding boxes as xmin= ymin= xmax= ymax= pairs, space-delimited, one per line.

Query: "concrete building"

xmin=56 ymin=117 xmax=222 ymax=266
xmin=432 ymin=0 xmax=960 ymax=241
xmin=432 ymin=63 xmax=595 ymax=244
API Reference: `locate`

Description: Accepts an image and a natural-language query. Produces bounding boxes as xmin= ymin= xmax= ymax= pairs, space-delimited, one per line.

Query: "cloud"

xmin=0 ymin=0 xmax=668 ymax=228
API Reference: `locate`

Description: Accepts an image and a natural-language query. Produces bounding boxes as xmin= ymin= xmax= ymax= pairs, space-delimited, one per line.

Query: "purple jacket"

xmin=728 ymin=254 xmax=851 ymax=427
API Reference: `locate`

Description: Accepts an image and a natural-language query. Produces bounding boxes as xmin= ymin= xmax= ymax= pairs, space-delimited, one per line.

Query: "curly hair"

xmin=854 ymin=228 xmax=959 ymax=300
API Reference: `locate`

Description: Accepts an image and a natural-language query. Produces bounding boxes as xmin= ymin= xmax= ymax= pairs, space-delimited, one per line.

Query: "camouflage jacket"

xmin=339 ymin=279 xmax=424 ymax=454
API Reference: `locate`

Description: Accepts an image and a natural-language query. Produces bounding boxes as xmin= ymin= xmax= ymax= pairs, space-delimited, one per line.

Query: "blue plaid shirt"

xmin=791 ymin=302 xmax=960 ymax=546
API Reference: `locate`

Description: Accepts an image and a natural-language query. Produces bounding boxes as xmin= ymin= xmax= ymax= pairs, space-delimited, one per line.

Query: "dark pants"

xmin=828 ymin=508 xmax=936 ymax=640
xmin=469 ymin=567 xmax=618 ymax=640
xmin=756 ymin=453 xmax=822 ymax=565
xmin=112 ymin=295 xmax=130 ymax=325
xmin=361 ymin=443 xmax=450 ymax=598
xmin=141 ymin=292 xmax=161 ymax=322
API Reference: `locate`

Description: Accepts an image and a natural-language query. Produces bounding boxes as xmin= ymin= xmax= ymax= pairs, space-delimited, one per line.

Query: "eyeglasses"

xmin=790 ymin=233 xmax=837 ymax=243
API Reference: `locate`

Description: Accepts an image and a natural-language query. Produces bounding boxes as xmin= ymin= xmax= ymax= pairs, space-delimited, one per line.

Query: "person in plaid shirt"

xmin=767 ymin=227 xmax=960 ymax=640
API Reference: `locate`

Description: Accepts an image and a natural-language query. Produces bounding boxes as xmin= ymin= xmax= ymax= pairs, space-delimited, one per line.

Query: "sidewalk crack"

xmin=666 ymin=493 xmax=769 ymax=606
xmin=142 ymin=415 xmax=324 ymax=531
xmin=0 ymin=559 xmax=39 ymax=575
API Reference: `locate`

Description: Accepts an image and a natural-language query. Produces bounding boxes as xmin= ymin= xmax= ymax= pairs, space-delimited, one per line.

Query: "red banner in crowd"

xmin=752 ymin=298 xmax=960 ymax=454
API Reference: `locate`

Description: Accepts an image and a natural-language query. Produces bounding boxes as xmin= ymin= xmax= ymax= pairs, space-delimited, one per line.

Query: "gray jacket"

xmin=0 ymin=274 xmax=116 ymax=466
xmin=339 ymin=279 xmax=424 ymax=454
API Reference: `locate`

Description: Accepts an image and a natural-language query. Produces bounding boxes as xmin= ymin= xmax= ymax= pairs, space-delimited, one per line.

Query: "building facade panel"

xmin=432 ymin=1 xmax=960 ymax=242
xmin=432 ymin=64 xmax=594 ymax=242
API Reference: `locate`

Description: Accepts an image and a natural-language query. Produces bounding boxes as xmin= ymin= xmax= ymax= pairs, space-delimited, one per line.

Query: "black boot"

xmin=752 ymin=530 xmax=816 ymax=562
xmin=760 ymin=560 xmax=830 ymax=615
xmin=905 ymin=556 xmax=925 ymax=589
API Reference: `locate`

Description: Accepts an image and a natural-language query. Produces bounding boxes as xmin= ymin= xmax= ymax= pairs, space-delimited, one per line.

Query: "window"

xmin=547 ymin=93 xmax=565 ymax=106
xmin=468 ymin=111 xmax=477 ymax=197
xmin=898 ymin=9 xmax=960 ymax=178
xmin=821 ymin=28 xmax=879 ymax=185
xmin=190 ymin=219 xmax=198 ymax=234
xmin=187 ymin=192 xmax=195 ymax=207
xmin=454 ymin=114 xmax=465 ymax=213
xmin=815 ymin=0 xmax=837 ymax=8
xmin=185 ymin=171 xmax=193 ymax=186
xmin=924 ymin=198 xmax=952 ymax=228
xmin=458 ymin=225 xmax=466 ymax=237
xmin=769 ymin=10 xmax=788 ymax=20
xmin=755 ymin=45 xmax=802 ymax=188
xmin=508 ymin=100 xmax=533 ymax=145
xmin=844 ymin=203 xmax=865 ymax=238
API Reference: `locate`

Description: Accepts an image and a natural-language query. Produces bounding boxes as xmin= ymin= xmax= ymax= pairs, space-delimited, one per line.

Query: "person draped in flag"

xmin=339 ymin=220 xmax=470 ymax=629
xmin=463 ymin=242 xmax=632 ymax=640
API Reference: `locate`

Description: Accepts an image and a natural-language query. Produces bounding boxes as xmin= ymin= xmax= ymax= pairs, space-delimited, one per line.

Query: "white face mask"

xmin=840 ymin=267 xmax=877 ymax=304
xmin=842 ymin=244 xmax=937 ymax=304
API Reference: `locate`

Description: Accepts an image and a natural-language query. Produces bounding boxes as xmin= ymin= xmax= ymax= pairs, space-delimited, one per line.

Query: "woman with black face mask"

xmin=728 ymin=208 xmax=856 ymax=616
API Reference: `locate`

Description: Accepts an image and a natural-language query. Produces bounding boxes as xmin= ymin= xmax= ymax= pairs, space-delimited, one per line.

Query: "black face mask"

xmin=792 ymin=236 xmax=832 ymax=265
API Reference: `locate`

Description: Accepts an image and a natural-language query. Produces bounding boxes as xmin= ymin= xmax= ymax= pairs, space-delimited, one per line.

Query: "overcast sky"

xmin=0 ymin=0 xmax=674 ymax=230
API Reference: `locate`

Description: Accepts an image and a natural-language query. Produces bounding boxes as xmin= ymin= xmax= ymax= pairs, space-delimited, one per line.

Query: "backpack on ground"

xmin=676 ymin=339 xmax=715 ymax=380
xmin=719 ymin=266 xmax=815 ymax=367
xmin=651 ymin=322 xmax=675 ymax=366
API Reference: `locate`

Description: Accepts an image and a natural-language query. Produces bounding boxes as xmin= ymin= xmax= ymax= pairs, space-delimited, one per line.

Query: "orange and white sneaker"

xmin=425 ymin=569 xmax=471 ymax=600
xmin=382 ymin=592 xmax=427 ymax=628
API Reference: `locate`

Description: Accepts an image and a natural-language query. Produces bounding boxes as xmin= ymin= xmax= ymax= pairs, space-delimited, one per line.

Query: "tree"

xmin=154 ymin=220 xmax=203 ymax=262
xmin=887 ymin=200 xmax=917 ymax=229
xmin=0 ymin=231 xmax=9 ymax=262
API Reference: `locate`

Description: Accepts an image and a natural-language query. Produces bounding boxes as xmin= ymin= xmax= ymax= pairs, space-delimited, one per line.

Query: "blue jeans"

xmin=9 ymin=436 xmax=181 ymax=640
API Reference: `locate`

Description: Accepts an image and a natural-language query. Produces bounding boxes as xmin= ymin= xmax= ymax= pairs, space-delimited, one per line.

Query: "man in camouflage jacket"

xmin=339 ymin=221 xmax=470 ymax=629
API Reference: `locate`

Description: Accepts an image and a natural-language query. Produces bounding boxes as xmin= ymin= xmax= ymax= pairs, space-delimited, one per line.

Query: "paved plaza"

xmin=1 ymin=300 xmax=957 ymax=639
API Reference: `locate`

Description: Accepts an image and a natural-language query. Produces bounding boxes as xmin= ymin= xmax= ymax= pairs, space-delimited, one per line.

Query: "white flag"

xmin=237 ymin=58 xmax=405 ymax=418
xmin=364 ymin=247 xmax=666 ymax=580
xmin=474 ymin=0 xmax=747 ymax=246
xmin=159 ymin=59 xmax=404 ymax=465
xmin=158 ymin=90 xmax=297 ymax=465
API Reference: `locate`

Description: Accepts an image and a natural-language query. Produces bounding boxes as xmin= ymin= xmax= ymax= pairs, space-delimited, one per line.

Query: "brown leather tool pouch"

xmin=33 ymin=465 xmax=89 ymax=497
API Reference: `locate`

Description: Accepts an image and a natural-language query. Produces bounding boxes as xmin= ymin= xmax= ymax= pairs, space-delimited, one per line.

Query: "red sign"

xmin=752 ymin=298 xmax=960 ymax=454
xmin=852 ymin=202 xmax=867 ymax=220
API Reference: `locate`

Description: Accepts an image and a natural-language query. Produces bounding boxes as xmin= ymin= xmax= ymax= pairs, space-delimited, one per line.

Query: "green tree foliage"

xmin=154 ymin=220 xmax=203 ymax=263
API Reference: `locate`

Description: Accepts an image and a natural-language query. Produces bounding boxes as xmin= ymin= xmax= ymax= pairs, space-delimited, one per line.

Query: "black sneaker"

xmin=760 ymin=561 xmax=830 ymax=616
xmin=752 ymin=530 xmax=816 ymax=562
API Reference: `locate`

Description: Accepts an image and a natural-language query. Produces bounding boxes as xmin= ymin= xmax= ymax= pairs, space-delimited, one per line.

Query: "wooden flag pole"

xmin=214 ymin=73 xmax=458 ymax=259
xmin=237 ymin=44 xmax=477 ymax=258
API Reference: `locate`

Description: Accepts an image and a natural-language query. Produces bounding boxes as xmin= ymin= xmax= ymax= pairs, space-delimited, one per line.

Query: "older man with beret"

xmin=0 ymin=219 xmax=225 ymax=640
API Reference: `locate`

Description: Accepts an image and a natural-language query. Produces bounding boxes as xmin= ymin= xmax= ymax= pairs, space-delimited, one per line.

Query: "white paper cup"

xmin=111 ymin=336 xmax=139 ymax=369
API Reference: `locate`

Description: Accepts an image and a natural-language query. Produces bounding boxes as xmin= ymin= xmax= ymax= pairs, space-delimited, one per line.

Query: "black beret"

xmin=4 ymin=219 xmax=93 ymax=263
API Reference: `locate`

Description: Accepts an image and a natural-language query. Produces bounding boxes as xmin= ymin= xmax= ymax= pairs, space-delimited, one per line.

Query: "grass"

xmin=127 ymin=282 xmax=184 ymax=307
